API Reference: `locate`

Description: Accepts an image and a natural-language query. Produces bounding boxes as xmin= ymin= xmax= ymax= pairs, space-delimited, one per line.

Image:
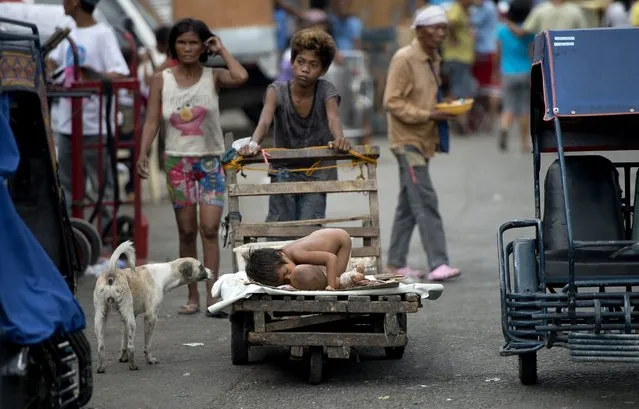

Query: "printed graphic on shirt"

xmin=63 ymin=45 xmax=86 ymax=87
xmin=169 ymin=104 xmax=208 ymax=136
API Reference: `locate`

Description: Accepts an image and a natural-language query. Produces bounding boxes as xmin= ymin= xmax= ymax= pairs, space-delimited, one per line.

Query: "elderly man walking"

xmin=382 ymin=6 xmax=461 ymax=282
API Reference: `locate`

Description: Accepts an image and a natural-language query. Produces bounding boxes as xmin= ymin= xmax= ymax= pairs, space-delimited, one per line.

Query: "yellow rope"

xmin=224 ymin=145 xmax=377 ymax=177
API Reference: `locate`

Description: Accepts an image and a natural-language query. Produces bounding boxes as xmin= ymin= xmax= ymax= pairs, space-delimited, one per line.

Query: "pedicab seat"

xmin=542 ymin=155 xmax=639 ymax=283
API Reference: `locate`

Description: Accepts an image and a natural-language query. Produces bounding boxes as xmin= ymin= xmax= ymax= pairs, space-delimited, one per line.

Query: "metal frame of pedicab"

xmin=497 ymin=28 xmax=639 ymax=385
xmin=46 ymin=30 xmax=149 ymax=265
xmin=0 ymin=17 xmax=93 ymax=409
xmin=222 ymin=133 xmax=424 ymax=384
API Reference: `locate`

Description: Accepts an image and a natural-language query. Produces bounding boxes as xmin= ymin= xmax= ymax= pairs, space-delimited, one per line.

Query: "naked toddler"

xmin=245 ymin=228 xmax=368 ymax=289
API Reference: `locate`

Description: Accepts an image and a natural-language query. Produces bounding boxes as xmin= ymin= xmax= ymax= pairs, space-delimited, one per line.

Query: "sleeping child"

xmin=244 ymin=228 xmax=370 ymax=290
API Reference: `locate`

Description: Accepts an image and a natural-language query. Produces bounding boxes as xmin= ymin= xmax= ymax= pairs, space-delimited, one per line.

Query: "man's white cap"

xmin=411 ymin=5 xmax=449 ymax=28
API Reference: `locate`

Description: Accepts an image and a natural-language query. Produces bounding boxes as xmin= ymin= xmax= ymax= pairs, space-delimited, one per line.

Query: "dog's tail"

xmin=106 ymin=240 xmax=136 ymax=285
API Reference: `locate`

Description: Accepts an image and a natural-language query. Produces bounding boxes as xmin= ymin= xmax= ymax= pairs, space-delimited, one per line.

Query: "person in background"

xmin=442 ymin=0 xmax=477 ymax=134
xmin=383 ymin=6 xmax=461 ymax=282
xmin=470 ymin=0 xmax=500 ymax=131
xmin=604 ymin=0 xmax=630 ymax=27
xmin=46 ymin=0 xmax=129 ymax=218
xmin=275 ymin=0 xmax=307 ymax=54
xmin=629 ymin=0 xmax=639 ymax=25
xmin=494 ymin=0 xmax=534 ymax=153
xmin=136 ymin=18 xmax=248 ymax=317
xmin=328 ymin=0 xmax=363 ymax=50
xmin=509 ymin=0 xmax=588 ymax=35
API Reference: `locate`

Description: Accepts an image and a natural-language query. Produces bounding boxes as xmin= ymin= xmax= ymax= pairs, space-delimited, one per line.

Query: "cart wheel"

xmin=101 ymin=215 xmax=135 ymax=250
xmin=230 ymin=313 xmax=251 ymax=365
xmin=384 ymin=346 xmax=405 ymax=360
xmin=518 ymin=352 xmax=537 ymax=385
xmin=308 ymin=346 xmax=323 ymax=385
xmin=70 ymin=218 xmax=102 ymax=265
xmin=71 ymin=226 xmax=91 ymax=275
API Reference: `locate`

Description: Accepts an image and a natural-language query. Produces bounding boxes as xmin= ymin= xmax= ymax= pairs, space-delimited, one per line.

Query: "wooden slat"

xmin=265 ymin=314 xmax=349 ymax=332
xmin=248 ymin=332 xmax=407 ymax=347
xmin=235 ymin=225 xmax=379 ymax=239
xmin=351 ymin=246 xmax=380 ymax=258
xmin=228 ymin=179 xmax=377 ymax=196
xmin=234 ymin=296 xmax=419 ymax=314
xmin=236 ymin=145 xmax=380 ymax=164
xmin=263 ymin=215 xmax=370 ymax=227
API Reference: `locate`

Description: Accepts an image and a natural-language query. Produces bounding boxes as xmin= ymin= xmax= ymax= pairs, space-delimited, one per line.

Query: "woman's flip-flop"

xmin=177 ymin=304 xmax=200 ymax=315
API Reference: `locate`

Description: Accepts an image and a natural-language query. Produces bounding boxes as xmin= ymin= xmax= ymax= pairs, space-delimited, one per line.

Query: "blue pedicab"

xmin=0 ymin=18 xmax=92 ymax=408
xmin=498 ymin=28 xmax=639 ymax=385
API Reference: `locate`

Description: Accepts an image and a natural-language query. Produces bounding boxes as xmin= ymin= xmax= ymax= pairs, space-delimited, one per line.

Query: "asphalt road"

xmin=77 ymin=115 xmax=639 ymax=409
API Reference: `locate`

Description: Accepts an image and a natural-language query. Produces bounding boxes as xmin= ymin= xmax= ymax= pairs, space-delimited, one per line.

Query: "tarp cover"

xmin=0 ymin=92 xmax=85 ymax=345
xmin=534 ymin=28 xmax=639 ymax=120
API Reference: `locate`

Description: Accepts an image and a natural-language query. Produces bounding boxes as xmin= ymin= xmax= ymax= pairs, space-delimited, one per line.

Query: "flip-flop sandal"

xmin=205 ymin=310 xmax=229 ymax=318
xmin=177 ymin=304 xmax=200 ymax=315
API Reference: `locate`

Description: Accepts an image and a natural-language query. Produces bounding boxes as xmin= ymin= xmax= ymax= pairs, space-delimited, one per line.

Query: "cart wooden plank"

xmin=235 ymin=225 xmax=379 ymax=239
xmin=233 ymin=299 xmax=420 ymax=313
xmin=263 ymin=215 xmax=371 ymax=227
xmin=235 ymin=145 xmax=380 ymax=164
xmin=265 ymin=314 xmax=349 ymax=332
xmin=248 ymin=332 xmax=407 ymax=347
xmin=228 ymin=180 xmax=378 ymax=197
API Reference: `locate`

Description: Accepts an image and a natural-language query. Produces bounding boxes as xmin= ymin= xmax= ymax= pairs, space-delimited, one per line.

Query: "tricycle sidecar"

xmin=498 ymin=28 xmax=639 ymax=385
xmin=0 ymin=17 xmax=92 ymax=408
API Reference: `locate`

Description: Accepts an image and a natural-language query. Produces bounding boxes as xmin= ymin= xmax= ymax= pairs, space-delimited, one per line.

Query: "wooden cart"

xmin=222 ymin=134 xmax=424 ymax=384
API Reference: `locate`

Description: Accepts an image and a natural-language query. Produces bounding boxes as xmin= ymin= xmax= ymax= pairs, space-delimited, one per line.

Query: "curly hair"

xmin=290 ymin=28 xmax=337 ymax=69
xmin=244 ymin=248 xmax=288 ymax=287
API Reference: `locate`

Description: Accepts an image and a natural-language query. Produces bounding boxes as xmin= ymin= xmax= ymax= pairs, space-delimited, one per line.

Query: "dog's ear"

xmin=178 ymin=260 xmax=194 ymax=278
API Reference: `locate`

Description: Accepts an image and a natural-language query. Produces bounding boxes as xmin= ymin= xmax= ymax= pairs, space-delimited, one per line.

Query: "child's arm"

xmin=240 ymin=87 xmax=277 ymax=156
xmin=288 ymin=250 xmax=339 ymax=289
xmin=325 ymin=97 xmax=350 ymax=151
xmin=136 ymin=73 xmax=163 ymax=179
xmin=208 ymin=37 xmax=249 ymax=88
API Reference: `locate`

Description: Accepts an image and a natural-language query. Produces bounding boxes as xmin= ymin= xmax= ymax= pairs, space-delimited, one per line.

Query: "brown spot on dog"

xmin=178 ymin=261 xmax=194 ymax=278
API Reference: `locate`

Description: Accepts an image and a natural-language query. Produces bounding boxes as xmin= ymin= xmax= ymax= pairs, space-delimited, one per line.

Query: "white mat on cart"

xmin=208 ymin=271 xmax=444 ymax=315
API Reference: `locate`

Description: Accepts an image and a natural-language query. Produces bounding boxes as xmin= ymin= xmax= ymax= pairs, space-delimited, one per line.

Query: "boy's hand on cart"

xmin=137 ymin=155 xmax=150 ymax=179
xmin=329 ymin=137 xmax=351 ymax=152
xmin=238 ymin=140 xmax=261 ymax=156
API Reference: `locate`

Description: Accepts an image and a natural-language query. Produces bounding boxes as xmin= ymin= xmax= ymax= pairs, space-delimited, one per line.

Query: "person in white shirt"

xmin=46 ymin=0 xmax=129 ymax=218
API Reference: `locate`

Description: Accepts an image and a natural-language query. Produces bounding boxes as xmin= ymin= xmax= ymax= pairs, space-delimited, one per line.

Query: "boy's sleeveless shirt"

xmin=269 ymin=79 xmax=340 ymax=181
xmin=162 ymin=67 xmax=224 ymax=157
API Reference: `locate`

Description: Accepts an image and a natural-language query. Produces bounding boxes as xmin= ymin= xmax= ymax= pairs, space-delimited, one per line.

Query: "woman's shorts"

xmin=501 ymin=74 xmax=531 ymax=116
xmin=165 ymin=155 xmax=225 ymax=209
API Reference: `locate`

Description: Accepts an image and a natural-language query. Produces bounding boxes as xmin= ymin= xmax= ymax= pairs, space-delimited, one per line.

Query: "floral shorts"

xmin=165 ymin=155 xmax=225 ymax=209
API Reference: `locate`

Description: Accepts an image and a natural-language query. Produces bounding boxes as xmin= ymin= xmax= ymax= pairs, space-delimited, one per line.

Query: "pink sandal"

xmin=427 ymin=265 xmax=461 ymax=281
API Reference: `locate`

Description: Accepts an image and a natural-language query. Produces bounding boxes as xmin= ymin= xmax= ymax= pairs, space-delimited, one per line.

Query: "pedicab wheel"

xmin=384 ymin=346 xmax=405 ymax=360
xmin=70 ymin=218 xmax=102 ymax=265
xmin=71 ymin=226 xmax=91 ymax=275
xmin=518 ymin=352 xmax=538 ymax=385
xmin=230 ymin=313 xmax=252 ymax=365
xmin=308 ymin=346 xmax=323 ymax=385
xmin=101 ymin=215 xmax=135 ymax=249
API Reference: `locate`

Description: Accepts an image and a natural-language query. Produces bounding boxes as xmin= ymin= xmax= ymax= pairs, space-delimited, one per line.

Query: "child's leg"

xmin=499 ymin=75 xmax=517 ymax=151
xmin=518 ymin=114 xmax=530 ymax=152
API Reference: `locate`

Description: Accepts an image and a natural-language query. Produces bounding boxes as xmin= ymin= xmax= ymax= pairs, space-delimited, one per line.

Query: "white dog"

xmin=93 ymin=241 xmax=213 ymax=373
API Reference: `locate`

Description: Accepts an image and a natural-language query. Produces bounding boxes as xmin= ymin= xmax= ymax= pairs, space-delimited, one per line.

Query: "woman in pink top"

xmin=137 ymin=18 xmax=248 ymax=316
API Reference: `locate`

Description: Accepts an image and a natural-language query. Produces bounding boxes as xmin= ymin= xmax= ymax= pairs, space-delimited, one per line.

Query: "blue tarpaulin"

xmin=0 ymin=92 xmax=86 ymax=345
xmin=533 ymin=28 xmax=639 ymax=120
